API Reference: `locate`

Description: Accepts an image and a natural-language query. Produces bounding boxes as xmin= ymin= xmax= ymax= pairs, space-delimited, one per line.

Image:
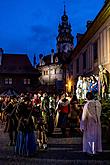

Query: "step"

xmin=48 ymin=137 xmax=82 ymax=145
xmin=53 ymin=127 xmax=70 ymax=132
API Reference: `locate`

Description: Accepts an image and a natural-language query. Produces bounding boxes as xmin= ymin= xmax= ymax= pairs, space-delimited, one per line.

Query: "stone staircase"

xmin=0 ymin=122 xmax=110 ymax=164
xmin=48 ymin=127 xmax=82 ymax=145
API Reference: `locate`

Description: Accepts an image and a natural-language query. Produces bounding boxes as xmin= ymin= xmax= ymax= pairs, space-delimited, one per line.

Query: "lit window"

xmin=5 ymin=78 xmax=8 ymax=84
xmin=45 ymin=70 xmax=48 ymax=75
xmin=55 ymin=57 xmax=58 ymax=63
xmin=44 ymin=70 xmax=48 ymax=75
xmin=24 ymin=79 xmax=30 ymax=84
xmin=5 ymin=78 xmax=12 ymax=84
xmin=55 ymin=69 xmax=56 ymax=74
xmin=9 ymin=78 xmax=12 ymax=84
xmin=28 ymin=79 xmax=30 ymax=84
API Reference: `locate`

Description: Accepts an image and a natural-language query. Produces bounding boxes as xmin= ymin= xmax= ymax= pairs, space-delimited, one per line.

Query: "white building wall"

xmin=73 ymin=15 xmax=110 ymax=78
xmin=39 ymin=64 xmax=63 ymax=85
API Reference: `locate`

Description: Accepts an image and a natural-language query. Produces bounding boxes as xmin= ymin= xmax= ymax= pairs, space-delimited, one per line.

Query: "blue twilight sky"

xmin=0 ymin=0 xmax=105 ymax=64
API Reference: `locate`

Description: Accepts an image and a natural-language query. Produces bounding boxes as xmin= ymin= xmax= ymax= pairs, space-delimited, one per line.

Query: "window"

xmin=93 ymin=40 xmax=98 ymax=61
xmin=24 ymin=79 xmax=30 ymax=85
xmin=83 ymin=50 xmax=87 ymax=69
xmin=9 ymin=78 xmax=12 ymax=84
xmin=5 ymin=78 xmax=12 ymax=84
xmin=60 ymin=69 xmax=62 ymax=73
xmin=45 ymin=70 xmax=48 ymax=75
xmin=44 ymin=70 xmax=48 ymax=75
xmin=76 ymin=58 xmax=79 ymax=73
xmin=55 ymin=57 xmax=58 ymax=63
xmin=55 ymin=69 xmax=56 ymax=74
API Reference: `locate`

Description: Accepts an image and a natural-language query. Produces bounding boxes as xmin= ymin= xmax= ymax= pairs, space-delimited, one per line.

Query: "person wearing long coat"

xmin=2 ymin=97 xmax=18 ymax=146
xmin=80 ymin=92 xmax=102 ymax=155
xmin=15 ymin=97 xmax=36 ymax=156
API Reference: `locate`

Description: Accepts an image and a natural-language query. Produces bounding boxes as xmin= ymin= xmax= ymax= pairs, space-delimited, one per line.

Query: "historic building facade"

xmin=37 ymin=6 xmax=74 ymax=94
xmin=37 ymin=49 xmax=63 ymax=93
xmin=0 ymin=48 xmax=40 ymax=94
xmin=72 ymin=1 xmax=110 ymax=84
xmin=56 ymin=5 xmax=74 ymax=54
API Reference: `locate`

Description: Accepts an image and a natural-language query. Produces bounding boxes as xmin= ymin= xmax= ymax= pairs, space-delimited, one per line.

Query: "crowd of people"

xmin=76 ymin=64 xmax=109 ymax=100
xmin=0 ymin=92 xmax=81 ymax=156
xmin=76 ymin=75 xmax=98 ymax=100
xmin=0 ymin=64 xmax=107 ymax=157
xmin=0 ymin=90 xmax=103 ymax=157
xmin=0 ymin=92 xmax=54 ymax=156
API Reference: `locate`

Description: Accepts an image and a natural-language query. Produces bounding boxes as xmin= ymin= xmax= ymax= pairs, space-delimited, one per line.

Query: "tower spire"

xmin=64 ymin=1 xmax=66 ymax=15
xmin=33 ymin=54 xmax=36 ymax=67
xmin=56 ymin=2 xmax=74 ymax=53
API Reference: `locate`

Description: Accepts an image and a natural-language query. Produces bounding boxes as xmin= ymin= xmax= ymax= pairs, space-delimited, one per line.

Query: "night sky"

xmin=0 ymin=0 xmax=104 ymax=64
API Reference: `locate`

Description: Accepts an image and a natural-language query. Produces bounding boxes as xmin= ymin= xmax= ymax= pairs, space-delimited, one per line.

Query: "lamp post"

xmin=61 ymin=51 xmax=72 ymax=97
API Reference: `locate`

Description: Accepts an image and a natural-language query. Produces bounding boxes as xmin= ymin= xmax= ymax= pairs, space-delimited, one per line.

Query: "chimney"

xmin=76 ymin=33 xmax=84 ymax=44
xmin=86 ymin=20 xmax=93 ymax=30
xmin=51 ymin=49 xmax=54 ymax=64
xmin=0 ymin=48 xmax=3 ymax=65
xmin=39 ymin=54 xmax=43 ymax=66
xmin=33 ymin=54 xmax=36 ymax=68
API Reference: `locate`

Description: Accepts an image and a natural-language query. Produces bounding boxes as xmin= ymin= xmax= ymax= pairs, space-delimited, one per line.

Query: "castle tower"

xmin=56 ymin=5 xmax=74 ymax=54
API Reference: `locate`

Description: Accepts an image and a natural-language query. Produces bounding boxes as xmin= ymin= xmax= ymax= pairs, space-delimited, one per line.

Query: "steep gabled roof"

xmin=2 ymin=54 xmax=32 ymax=67
xmin=43 ymin=54 xmax=51 ymax=65
xmin=0 ymin=53 xmax=38 ymax=74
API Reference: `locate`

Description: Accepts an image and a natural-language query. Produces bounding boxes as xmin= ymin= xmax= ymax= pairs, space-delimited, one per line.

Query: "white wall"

xmin=72 ymin=15 xmax=110 ymax=78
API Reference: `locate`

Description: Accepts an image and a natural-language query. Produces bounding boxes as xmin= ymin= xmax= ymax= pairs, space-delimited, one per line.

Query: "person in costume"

xmin=2 ymin=96 xmax=18 ymax=146
xmin=90 ymin=75 xmax=98 ymax=96
xmin=32 ymin=93 xmax=44 ymax=151
xmin=39 ymin=93 xmax=48 ymax=150
xmin=15 ymin=96 xmax=36 ymax=156
xmin=57 ymin=93 xmax=70 ymax=137
xmin=82 ymin=77 xmax=88 ymax=100
xmin=98 ymin=64 xmax=109 ymax=98
xmin=69 ymin=95 xmax=80 ymax=137
xmin=76 ymin=76 xmax=83 ymax=100
xmin=80 ymin=92 xmax=102 ymax=155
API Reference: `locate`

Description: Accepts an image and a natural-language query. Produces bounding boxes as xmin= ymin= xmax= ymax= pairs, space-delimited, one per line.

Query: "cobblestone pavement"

xmin=0 ymin=122 xmax=110 ymax=165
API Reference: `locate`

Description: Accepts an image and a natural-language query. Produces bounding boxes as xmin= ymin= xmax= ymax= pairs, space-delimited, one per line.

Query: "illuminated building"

xmin=37 ymin=5 xmax=74 ymax=94
xmin=72 ymin=1 xmax=110 ymax=89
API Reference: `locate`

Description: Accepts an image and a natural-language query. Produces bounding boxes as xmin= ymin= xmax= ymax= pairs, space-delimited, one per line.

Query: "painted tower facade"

xmin=56 ymin=5 xmax=74 ymax=54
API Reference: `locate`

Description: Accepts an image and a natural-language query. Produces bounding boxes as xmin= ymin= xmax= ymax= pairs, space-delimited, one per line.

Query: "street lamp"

xmin=68 ymin=80 xmax=72 ymax=93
